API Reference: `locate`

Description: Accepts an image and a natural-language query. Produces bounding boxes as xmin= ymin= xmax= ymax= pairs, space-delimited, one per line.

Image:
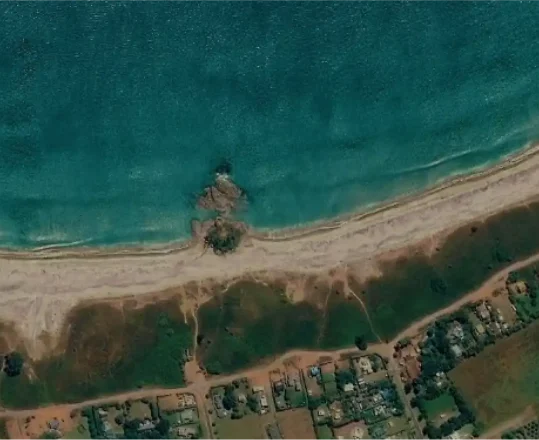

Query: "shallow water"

xmin=1 ymin=2 xmax=539 ymax=248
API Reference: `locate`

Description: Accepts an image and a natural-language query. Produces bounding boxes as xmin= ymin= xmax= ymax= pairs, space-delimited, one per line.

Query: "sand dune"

xmin=3 ymin=143 xmax=539 ymax=353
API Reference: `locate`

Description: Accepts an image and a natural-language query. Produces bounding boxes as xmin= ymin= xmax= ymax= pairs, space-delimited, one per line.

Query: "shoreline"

xmin=4 ymin=140 xmax=539 ymax=349
xmin=1 ymin=141 xmax=538 ymax=260
xmin=0 ymin=249 xmax=534 ymax=417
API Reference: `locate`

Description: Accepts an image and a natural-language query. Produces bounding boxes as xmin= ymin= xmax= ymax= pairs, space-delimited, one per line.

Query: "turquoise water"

xmin=2 ymin=2 xmax=539 ymax=248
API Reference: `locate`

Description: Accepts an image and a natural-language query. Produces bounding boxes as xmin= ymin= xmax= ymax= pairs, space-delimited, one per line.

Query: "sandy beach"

xmin=3 ymin=142 xmax=539 ymax=353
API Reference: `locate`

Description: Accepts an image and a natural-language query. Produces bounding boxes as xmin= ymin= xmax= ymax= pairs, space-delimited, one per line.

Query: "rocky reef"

xmin=197 ymin=162 xmax=246 ymax=216
xmin=194 ymin=161 xmax=248 ymax=254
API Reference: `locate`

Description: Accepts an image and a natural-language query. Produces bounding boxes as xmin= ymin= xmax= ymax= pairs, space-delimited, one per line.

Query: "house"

xmin=252 ymin=385 xmax=265 ymax=393
xmin=177 ymin=426 xmax=198 ymax=439
xmin=507 ymin=281 xmax=528 ymax=295
xmin=447 ymin=322 xmax=465 ymax=342
xmin=259 ymin=394 xmax=269 ymax=408
xmin=450 ymin=344 xmax=463 ymax=358
xmin=351 ymin=426 xmax=366 ymax=440
xmin=476 ymin=302 xmax=491 ymax=321
xmin=343 ymin=383 xmax=355 ymax=393
xmin=237 ymin=392 xmax=247 ymax=403
xmin=310 ymin=366 xmax=321 ymax=377
xmin=372 ymin=393 xmax=383 ymax=404
xmin=353 ymin=357 xmax=373 ymax=376
xmin=287 ymin=371 xmax=302 ymax=391
xmin=138 ymin=420 xmax=155 ymax=431
xmin=183 ymin=394 xmax=196 ymax=407
xmin=373 ymin=405 xmax=386 ymax=417
xmin=474 ymin=323 xmax=485 ymax=336
xmin=212 ymin=394 xmax=228 ymax=418
xmin=435 ymin=371 xmax=447 ymax=388
xmin=102 ymin=421 xmax=114 ymax=434
xmin=273 ymin=380 xmax=285 ymax=393
xmin=329 ymin=401 xmax=343 ymax=422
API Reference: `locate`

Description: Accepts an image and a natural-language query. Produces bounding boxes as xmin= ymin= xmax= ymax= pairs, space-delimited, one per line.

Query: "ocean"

xmin=1 ymin=2 xmax=539 ymax=248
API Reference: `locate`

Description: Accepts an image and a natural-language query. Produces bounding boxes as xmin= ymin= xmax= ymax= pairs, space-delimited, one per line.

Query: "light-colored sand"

xmin=3 ymin=143 xmax=539 ymax=354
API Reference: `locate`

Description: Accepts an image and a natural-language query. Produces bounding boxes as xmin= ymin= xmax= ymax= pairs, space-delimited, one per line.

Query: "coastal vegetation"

xmin=4 ymin=201 xmax=539 ymax=406
xmin=204 ymin=219 xmax=244 ymax=255
xmin=196 ymin=280 xmax=375 ymax=374
xmin=362 ymin=200 xmax=539 ymax=340
xmin=449 ymin=320 xmax=539 ymax=429
xmin=3 ymin=351 xmax=24 ymax=377
xmin=0 ymin=300 xmax=192 ymax=409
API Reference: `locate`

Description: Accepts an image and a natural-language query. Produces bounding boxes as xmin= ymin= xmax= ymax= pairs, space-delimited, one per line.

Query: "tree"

xmin=355 ymin=335 xmax=368 ymax=351
xmin=155 ymin=419 xmax=170 ymax=436
xmin=39 ymin=431 xmax=61 ymax=439
xmin=246 ymin=394 xmax=258 ymax=413
xmin=205 ymin=221 xmax=243 ymax=255
xmin=404 ymin=383 xmax=412 ymax=394
xmin=4 ymin=352 xmax=24 ymax=377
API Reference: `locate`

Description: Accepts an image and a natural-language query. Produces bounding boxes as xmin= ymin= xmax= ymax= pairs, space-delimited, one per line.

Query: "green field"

xmin=450 ymin=320 xmax=539 ymax=429
xmin=0 ymin=299 xmax=193 ymax=408
xmin=315 ymin=424 xmax=334 ymax=439
xmin=424 ymin=393 xmax=458 ymax=420
xmin=197 ymin=280 xmax=375 ymax=374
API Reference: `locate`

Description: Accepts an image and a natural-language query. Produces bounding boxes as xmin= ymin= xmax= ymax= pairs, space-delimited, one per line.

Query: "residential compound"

xmin=68 ymin=393 xmax=203 ymax=439
xmin=207 ymin=354 xmax=415 ymax=439
xmin=393 ymin=272 xmax=539 ymax=440
xmin=303 ymin=355 xmax=412 ymax=439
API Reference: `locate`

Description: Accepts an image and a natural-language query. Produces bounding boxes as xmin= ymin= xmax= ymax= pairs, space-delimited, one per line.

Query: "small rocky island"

xmin=194 ymin=161 xmax=247 ymax=255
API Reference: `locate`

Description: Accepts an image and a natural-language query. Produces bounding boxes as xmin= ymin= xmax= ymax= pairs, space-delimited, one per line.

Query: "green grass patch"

xmin=323 ymin=381 xmax=339 ymax=400
xmin=319 ymin=292 xmax=376 ymax=348
xmin=197 ymin=280 xmax=374 ymax=374
xmin=0 ymin=299 xmax=193 ymax=408
xmin=424 ymin=392 xmax=458 ymax=420
xmin=513 ymin=295 xmax=539 ymax=321
xmin=285 ymin=386 xmax=306 ymax=408
xmin=315 ymin=424 xmax=334 ymax=439
xmin=450 ymin=320 xmax=539 ymax=429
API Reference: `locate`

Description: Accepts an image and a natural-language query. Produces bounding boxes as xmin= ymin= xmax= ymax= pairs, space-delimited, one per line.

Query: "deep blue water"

xmin=1 ymin=2 xmax=539 ymax=248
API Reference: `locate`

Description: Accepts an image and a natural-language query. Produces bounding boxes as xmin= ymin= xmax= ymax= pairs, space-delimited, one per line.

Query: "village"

xmin=2 ymin=271 xmax=538 ymax=440
xmin=208 ymin=353 xmax=414 ymax=440
xmin=393 ymin=275 xmax=538 ymax=440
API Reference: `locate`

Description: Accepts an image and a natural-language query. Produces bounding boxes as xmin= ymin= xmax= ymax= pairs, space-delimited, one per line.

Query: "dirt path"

xmin=347 ymin=285 xmax=383 ymax=343
xmin=3 ymin=251 xmax=539 ymax=424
